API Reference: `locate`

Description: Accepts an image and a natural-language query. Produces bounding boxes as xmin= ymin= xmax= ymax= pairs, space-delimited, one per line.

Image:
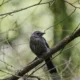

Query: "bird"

xmin=30 ymin=31 xmax=57 ymax=73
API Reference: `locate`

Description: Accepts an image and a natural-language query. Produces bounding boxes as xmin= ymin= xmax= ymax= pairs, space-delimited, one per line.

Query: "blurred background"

xmin=0 ymin=0 xmax=80 ymax=80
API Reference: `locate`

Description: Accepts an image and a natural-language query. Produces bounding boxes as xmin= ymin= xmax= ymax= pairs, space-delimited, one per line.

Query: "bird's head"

xmin=32 ymin=31 xmax=45 ymax=37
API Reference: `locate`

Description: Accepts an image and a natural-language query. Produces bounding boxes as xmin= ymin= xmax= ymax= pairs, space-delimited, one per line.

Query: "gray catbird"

xmin=30 ymin=31 xmax=57 ymax=73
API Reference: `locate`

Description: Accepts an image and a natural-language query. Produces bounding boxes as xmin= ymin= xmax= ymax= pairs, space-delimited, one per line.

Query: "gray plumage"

xmin=30 ymin=31 xmax=57 ymax=73
xmin=30 ymin=31 xmax=48 ymax=56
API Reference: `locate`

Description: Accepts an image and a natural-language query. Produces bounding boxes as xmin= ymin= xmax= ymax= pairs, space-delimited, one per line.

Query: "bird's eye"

xmin=37 ymin=33 xmax=40 ymax=35
xmin=37 ymin=33 xmax=39 ymax=35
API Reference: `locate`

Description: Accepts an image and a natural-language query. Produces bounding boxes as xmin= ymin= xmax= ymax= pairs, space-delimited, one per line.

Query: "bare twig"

xmin=44 ymin=7 xmax=76 ymax=33
xmin=0 ymin=0 xmax=12 ymax=7
xmin=0 ymin=0 xmax=53 ymax=16
xmin=23 ymin=75 xmax=41 ymax=80
xmin=65 ymin=0 xmax=80 ymax=9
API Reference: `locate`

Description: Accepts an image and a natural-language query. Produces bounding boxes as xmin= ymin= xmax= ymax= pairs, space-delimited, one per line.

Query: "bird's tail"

xmin=45 ymin=58 xmax=57 ymax=74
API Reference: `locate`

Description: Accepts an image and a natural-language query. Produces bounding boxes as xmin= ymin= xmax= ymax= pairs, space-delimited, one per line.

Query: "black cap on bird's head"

xmin=32 ymin=31 xmax=45 ymax=37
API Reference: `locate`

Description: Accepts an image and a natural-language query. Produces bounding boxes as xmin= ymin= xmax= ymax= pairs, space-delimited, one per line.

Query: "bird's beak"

xmin=42 ymin=32 xmax=45 ymax=36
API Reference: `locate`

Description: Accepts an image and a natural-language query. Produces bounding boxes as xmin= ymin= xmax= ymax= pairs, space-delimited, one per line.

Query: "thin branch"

xmin=0 ymin=0 xmax=12 ymax=7
xmin=44 ymin=7 xmax=76 ymax=33
xmin=23 ymin=75 xmax=41 ymax=80
xmin=0 ymin=59 xmax=13 ymax=68
xmin=0 ymin=69 xmax=20 ymax=78
xmin=65 ymin=0 xmax=80 ymax=9
xmin=0 ymin=0 xmax=53 ymax=16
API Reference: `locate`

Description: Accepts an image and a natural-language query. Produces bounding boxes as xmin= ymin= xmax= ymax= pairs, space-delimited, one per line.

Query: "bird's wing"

xmin=43 ymin=38 xmax=49 ymax=48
